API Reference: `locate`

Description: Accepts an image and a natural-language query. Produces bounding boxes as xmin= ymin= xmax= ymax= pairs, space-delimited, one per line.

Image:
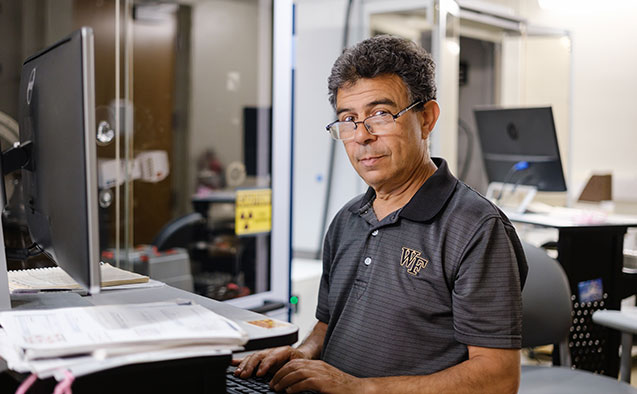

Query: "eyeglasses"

xmin=325 ymin=100 xmax=423 ymax=141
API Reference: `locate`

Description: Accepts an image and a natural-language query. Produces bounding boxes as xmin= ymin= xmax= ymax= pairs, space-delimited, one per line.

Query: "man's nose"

xmin=353 ymin=122 xmax=376 ymax=144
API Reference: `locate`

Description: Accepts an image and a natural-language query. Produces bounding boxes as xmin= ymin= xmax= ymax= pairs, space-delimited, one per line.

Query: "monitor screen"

xmin=474 ymin=106 xmax=567 ymax=192
xmin=17 ymin=27 xmax=100 ymax=293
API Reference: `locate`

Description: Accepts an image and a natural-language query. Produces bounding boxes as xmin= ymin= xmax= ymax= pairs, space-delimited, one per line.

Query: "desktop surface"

xmin=507 ymin=209 xmax=637 ymax=229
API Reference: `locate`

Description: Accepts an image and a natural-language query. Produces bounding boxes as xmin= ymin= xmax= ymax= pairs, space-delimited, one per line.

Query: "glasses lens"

xmin=364 ymin=113 xmax=394 ymax=135
xmin=331 ymin=122 xmax=355 ymax=140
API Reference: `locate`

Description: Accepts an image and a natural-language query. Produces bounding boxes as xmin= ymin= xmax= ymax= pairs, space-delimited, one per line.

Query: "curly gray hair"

xmin=327 ymin=35 xmax=436 ymax=109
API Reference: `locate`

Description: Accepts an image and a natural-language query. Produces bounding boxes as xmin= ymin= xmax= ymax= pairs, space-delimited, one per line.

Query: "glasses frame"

xmin=325 ymin=100 xmax=424 ymax=140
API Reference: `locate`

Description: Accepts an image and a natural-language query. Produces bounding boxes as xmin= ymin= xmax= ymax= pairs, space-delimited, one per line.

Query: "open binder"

xmin=0 ymin=300 xmax=248 ymax=380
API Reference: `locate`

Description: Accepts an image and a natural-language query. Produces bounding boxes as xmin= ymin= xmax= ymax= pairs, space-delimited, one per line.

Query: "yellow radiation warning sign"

xmin=235 ymin=188 xmax=272 ymax=236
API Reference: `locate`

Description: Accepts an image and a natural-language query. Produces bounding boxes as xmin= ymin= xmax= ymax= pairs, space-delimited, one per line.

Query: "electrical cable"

xmin=507 ymin=173 xmax=533 ymax=201
xmin=5 ymin=242 xmax=45 ymax=261
xmin=495 ymin=161 xmax=529 ymax=204
xmin=316 ymin=0 xmax=355 ymax=259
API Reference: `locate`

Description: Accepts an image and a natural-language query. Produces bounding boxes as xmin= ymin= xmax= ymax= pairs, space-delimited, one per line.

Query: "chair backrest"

xmin=521 ymin=241 xmax=573 ymax=348
xmin=152 ymin=212 xmax=204 ymax=251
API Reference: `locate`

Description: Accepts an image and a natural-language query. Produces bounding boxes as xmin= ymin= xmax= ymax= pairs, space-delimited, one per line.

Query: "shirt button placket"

xmin=365 ymin=229 xmax=379 ymax=266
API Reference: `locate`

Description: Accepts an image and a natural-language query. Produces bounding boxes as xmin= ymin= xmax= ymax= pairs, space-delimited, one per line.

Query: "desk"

xmin=1 ymin=285 xmax=298 ymax=393
xmin=508 ymin=211 xmax=637 ymax=377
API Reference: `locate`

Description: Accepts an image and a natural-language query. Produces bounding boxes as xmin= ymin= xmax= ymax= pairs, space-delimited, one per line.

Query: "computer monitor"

xmin=10 ymin=27 xmax=101 ymax=295
xmin=474 ymin=106 xmax=567 ymax=192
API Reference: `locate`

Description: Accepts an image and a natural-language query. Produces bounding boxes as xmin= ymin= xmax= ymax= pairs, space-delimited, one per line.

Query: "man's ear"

xmin=420 ymin=100 xmax=440 ymax=137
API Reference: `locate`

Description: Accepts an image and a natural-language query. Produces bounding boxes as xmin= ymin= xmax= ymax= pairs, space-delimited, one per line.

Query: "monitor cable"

xmin=6 ymin=242 xmax=45 ymax=262
xmin=507 ymin=173 xmax=533 ymax=200
xmin=495 ymin=161 xmax=529 ymax=204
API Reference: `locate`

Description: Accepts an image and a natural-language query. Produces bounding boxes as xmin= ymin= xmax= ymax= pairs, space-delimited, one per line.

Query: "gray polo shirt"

xmin=316 ymin=158 xmax=527 ymax=378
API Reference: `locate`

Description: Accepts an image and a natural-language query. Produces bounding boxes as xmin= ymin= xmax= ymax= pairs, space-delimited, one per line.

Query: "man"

xmin=234 ymin=35 xmax=527 ymax=394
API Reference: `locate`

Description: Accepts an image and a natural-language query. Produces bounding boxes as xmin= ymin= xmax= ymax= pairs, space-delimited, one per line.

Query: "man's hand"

xmin=270 ymin=359 xmax=365 ymax=394
xmin=232 ymin=346 xmax=310 ymax=379
xmin=233 ymin=321 xmax=328 ymax=380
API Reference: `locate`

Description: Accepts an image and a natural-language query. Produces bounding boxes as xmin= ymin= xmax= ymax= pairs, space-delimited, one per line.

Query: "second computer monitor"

xmin=474 ymin=106 xmax=567 ymax=192
xmin=18 ymin=27 xmax=100 ymax=293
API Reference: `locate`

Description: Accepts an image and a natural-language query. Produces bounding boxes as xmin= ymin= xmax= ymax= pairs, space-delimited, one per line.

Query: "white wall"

xmin=513 ymin=0 xmax=637 ymax=206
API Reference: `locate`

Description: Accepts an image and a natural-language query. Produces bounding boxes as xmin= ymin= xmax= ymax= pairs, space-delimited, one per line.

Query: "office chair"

xmin=592 ymin=307 xmax=637 ymax=383
xmin=151 ymin=212 xmax=205 ymax=251
xmin=518 ymin=242 xmax=636 ymax=393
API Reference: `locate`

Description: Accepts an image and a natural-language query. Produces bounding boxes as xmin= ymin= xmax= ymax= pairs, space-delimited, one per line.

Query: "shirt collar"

xmin=349 ymin=157 xmax=458 ymax=222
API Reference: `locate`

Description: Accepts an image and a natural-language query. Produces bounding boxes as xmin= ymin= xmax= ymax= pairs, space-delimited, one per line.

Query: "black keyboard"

xmin=226 ymin=366 xmax=316 ymax=394
xmin=226 ymin=366 xmax=280 ymax=393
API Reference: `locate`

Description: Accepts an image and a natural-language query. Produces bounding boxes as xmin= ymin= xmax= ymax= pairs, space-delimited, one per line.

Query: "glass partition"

xmin=113 ymin=0 xmax=283 ymax=305
xmin=0 ymin=0 xmax=291 ymax=311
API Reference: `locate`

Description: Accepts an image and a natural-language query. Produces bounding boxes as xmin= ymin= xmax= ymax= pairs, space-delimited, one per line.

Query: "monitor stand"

xmin=486 ymin=182 xmax=537 ymax=214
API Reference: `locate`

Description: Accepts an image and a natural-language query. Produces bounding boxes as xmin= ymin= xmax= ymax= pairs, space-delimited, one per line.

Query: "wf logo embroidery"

xmin=400 ymin=247 xmax=429 ymax=276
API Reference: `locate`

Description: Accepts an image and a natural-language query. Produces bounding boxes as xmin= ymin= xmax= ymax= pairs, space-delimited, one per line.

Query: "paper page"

xmin=57 ymin=345 xmax=234 ymax=380
xmin=99 ymin=263 xmax=148 ymax=286
xmin=0 ymin=329 xmax=238 ymax=379
xmin=0 ymin=329 xmax=31 ymax=373
xmin=32 ymin=345 xmax=236 ymax=379
xmin=8 ymin=263 xmax=149 ymax=293
xmin=9 ymin=267 xmax=81 ymax=291
xmin=0 ymin=300 xmax=247 ymax=360
xmin=99 ymin=278 xmax=165 ymax=291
